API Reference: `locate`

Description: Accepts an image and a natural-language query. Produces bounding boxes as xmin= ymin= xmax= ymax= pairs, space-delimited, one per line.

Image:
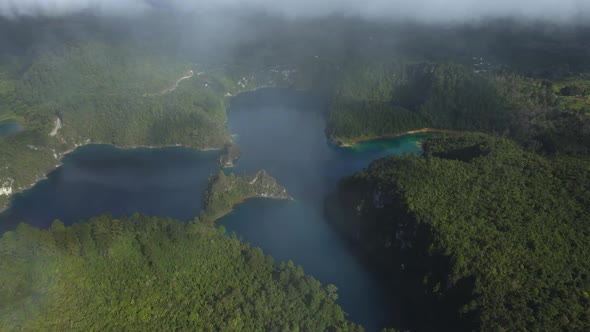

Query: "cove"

xmin=220 ymin=89 xmax=428 ymax=331
xmin=0 ymin=145 xmax=221 ymax=232
xmin=0 ymin=119 xmax=22 ymax=137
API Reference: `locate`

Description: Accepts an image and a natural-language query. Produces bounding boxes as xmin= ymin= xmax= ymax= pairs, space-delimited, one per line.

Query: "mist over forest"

xmin=2 ymin=3 xmax=589 ymax=77
xmin=1 ymin=1 xmax=590 ymax=331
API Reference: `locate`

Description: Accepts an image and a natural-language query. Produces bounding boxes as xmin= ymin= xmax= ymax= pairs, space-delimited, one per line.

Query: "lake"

xmin=0 ymin=89 xmax=427 ymax=331
xmin=221 ymin=89 xmax=426 ymax=331
xmin=0 ymin=145 xmax=221 ymax=231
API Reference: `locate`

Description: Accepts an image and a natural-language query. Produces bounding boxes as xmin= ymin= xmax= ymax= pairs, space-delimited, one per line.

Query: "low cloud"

xmin=1 ymin=0 xmax=589 ymax=23
xmin=0 ymin=0 xmax=151 ymax=18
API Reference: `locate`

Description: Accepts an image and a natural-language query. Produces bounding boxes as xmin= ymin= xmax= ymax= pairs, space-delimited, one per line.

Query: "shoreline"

xmin=0 ymin=141 xmax=225 ymax=213
xmin=0 ymin=77 xmax=286 ymax=214
xmin=204 ymin=195 xmax=293 ymax=223
xmin=89 ymin=143 xmax=222 ymax=152
xmin=334 ymin=128 xmax=461 ymax=147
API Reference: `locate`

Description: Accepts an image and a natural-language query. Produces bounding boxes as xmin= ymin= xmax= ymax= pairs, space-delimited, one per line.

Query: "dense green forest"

xmin=0 ymin=68 xmax=52 ymax=208
xmin=326 ymin=62 xmax=590 ymax=152
xmin=325 ymin=62 xmax=514 ymax=142
xmin=15 ymin=42 xmax=231 ymax=148
xmin=0 ymin=132 xmax=61 ymax=210
xmin=0 ymin=214 xmax=361 ymax=331
xmin=328 ymin=133 xmax=590 ymax=330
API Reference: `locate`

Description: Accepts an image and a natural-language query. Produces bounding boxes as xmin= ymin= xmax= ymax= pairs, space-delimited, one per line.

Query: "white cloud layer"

xmin=0 ymin=0 xmax=150 ymax=17
xmin=1 ymin=0 xmax=589 ymax=22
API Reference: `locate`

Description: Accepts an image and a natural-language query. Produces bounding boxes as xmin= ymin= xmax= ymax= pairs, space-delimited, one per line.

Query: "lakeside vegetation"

xmin=0 ymin=35 xmax=305 ymax=209
xmin=328 ymin=133 xmax=590 ymax=330
xmin=0 ymin=42 xmax=238 ymax=210
xmin=199 ymin=170 xmax=291 ymax=223
xmin=326 ymin=62 xmax=590 ymax=154
xmin=334 ymin=128 xmax=461 ymax=147
xmin=0 ymin=66 xmax=65 ymax=210
xmin=0 ymin=214 xmax=361 ymax=331
xmin=219 ymin=142 xmax=241 ymax=168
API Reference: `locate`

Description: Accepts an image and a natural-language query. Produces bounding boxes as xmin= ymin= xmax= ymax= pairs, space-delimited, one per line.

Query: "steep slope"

xmin=328 ymin=133 xmax=590 ymax=330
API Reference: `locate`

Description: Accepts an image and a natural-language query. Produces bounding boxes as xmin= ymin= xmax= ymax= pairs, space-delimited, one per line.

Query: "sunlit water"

xmin=0 ymin=89 xmax=427 ymax=331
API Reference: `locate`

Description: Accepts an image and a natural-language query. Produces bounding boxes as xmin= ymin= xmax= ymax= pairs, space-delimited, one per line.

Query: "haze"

xmin=1 ymin=0 xmax=589 ymax=23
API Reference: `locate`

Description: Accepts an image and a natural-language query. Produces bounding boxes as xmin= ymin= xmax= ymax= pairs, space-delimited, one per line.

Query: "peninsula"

xmin=199 ymin=170 xmax=291 ymax=223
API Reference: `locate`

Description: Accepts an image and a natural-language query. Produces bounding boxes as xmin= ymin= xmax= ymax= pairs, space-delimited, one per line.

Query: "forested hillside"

xmin=15 ymin=42 xmax=231 ymax=148
xmin=0 ymin=65 xmax=65 ymax=209
xmin=328 ymin=133 xmax=590 ymax=330
xmin=325 ymin=62 xmax=590 ymax=150
xmin=0 ymin=42 xmax=236 ymax=210
xmin=327 ymin=63 xmax=513 ymax=141
xmin=0 ymin=214 xmax=361 ymax=331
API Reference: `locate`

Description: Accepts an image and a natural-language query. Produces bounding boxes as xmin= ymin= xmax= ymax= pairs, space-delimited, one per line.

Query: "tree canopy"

xmin=0 ymin=214 xmax=361 ymax=331
xmin=330 ymin=133 xmax=590 ymax=330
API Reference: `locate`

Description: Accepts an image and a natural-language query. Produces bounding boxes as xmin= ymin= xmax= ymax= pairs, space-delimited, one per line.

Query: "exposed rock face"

xmin=246 ymin=170 xmax=291 ymax=199
xmin=49 ymin=117 xmax=62 ymax=137
xmin=0 ymin=180 xmax=13 ymax=196
xmin=0 ymin=179 xmax=14 ymax=211
xmin=200 ymin=170 xmax=291 ymax=222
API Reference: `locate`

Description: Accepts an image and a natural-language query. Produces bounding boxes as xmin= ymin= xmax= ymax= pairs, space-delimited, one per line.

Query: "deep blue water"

xmin=0 ymin=145 xmax=221 ymax=231
xmin=0 ymin=89 xmax=427 ymax=331
xmin=220 ymin=89 xmax=427 ymax=331
xmin=0 ymin=119 xmax=22 ymax=136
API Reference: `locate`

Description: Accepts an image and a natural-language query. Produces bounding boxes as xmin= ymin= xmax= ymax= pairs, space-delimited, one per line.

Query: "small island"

xmin=218 ymin=142 xmax=241 ymax=168
xmin=199 ymin=170 xmax=291 ymax=222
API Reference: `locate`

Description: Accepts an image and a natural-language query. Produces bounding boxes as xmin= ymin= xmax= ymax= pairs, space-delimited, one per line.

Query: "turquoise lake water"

xmin=0 ymin=89 xmax=427 ymax=331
